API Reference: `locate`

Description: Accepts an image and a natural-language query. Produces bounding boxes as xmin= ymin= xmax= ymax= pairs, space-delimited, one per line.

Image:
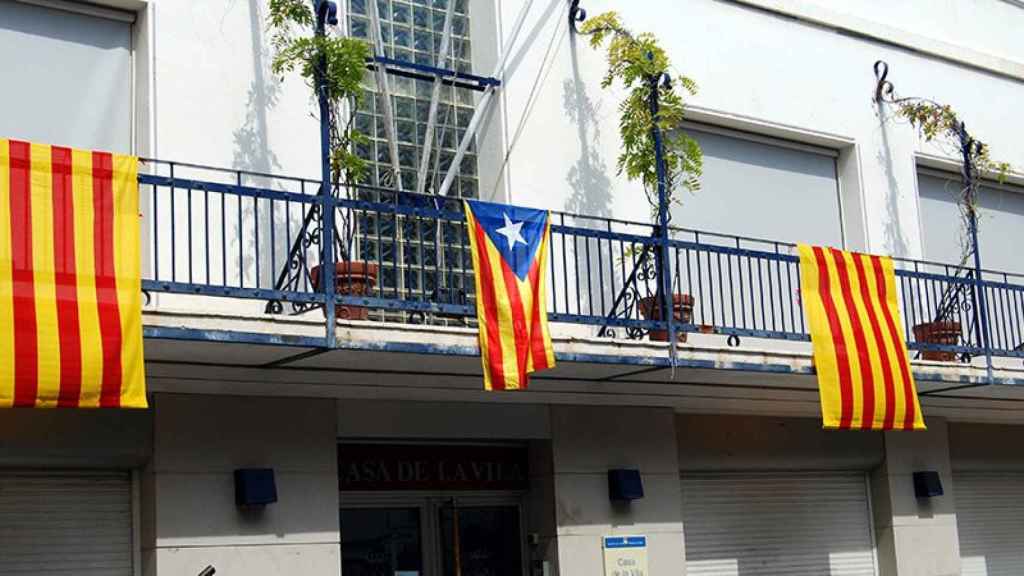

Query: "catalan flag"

xmin=798 ymin=245 xmax=923 ymax=430
xmin=0 ymin=139 xmax=146 ymax=408
xmin=464 ymin=199 xmax=555 ymax=390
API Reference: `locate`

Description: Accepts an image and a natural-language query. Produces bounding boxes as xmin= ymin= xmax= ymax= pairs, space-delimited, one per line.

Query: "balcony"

xmin=138 ymin=160 xmax=1024 ymax=395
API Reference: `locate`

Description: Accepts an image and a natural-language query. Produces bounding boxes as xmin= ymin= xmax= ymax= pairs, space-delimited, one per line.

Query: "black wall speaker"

xmin=234 ymin=468 xmax=278 ymax=507
xmin=607 ymin=469 xmax=644 ymax=501
xmin=913 ymin=471 xmax=943 ymax=498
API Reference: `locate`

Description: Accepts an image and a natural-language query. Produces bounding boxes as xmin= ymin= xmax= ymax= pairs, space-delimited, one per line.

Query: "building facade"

xmin=2 ymin=1 xmax=1024 ymax=576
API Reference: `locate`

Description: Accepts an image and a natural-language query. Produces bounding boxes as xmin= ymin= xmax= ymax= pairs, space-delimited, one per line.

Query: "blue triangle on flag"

xmin=466 ymin=199 xmax=548 ymax=280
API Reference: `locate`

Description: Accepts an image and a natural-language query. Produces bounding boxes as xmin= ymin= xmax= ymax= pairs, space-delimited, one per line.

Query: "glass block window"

xmin=346 ymin=0 xmax=479 ymax=312
xmin=347 ymin=0 xmax=478 ymax=198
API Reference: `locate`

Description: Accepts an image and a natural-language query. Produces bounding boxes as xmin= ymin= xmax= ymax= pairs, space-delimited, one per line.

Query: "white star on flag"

xmin=496 ymin=212 xmax=527 ymax=250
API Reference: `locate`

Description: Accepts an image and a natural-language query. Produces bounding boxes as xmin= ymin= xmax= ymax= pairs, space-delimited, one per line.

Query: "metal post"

xmin=960 ymin=122 xmax=992 ymax=378
xmin=648 ymin=67 xmax=677 ymax=363
xmin=416 ymin=0 xmax=457 ymax=195
xmin=314 ymin=0 xmax=336 ymax=347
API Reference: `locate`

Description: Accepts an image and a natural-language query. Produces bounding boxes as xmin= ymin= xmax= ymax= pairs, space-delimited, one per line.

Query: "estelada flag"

xmin=0 ymin=139 xmax=146 ymax=408
xmin=798 ymin=244 xmax=924 ymax=430
xmin=464 ymin=199 xmax=555 ymax=390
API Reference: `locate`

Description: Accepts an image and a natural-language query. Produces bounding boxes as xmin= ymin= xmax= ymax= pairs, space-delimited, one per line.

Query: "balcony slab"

xmin=140 ymin=307 xmax=1024 ymax=423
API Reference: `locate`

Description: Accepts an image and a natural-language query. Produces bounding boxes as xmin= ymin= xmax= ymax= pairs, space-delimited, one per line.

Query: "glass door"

xmin=437 ymin=505 xmax=523 ymax=576
xmin=341 ymin=507 xmax=424 ymax=576
xmin=340 ymin=499 xmax=524 ymax=576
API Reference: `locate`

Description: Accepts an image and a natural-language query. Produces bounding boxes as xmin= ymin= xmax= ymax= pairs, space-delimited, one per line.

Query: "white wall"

xmin=948 ymin=421 xmax=1024 ymax=471
xmin=676 ymin=413 xmax=883 ymax=470
xmin=800 ymin=0 xmax=1024 ymax=66
xmin=130 ymin=0 xmax=1024 ymax=325
xmin=143 ymin=393 xmax=340 ymax=576
xmin=549 ymin=405 xmax=685 ymax=576
xmin=496 ymin=0 xmax=1024 ymax=260
xmin=338 ymin=398 xmax=550 ymax=438
xmin=871 ymin=417 xmax=961 ymax=576
xmin=0 ymin=408 xmax=151 ymax=468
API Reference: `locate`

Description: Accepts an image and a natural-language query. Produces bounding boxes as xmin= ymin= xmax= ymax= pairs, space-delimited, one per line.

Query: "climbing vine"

xmin=876 ymin=67 xmax=1011 ymax=268
xmin=579 ymin=12 xmax=703 ymax=220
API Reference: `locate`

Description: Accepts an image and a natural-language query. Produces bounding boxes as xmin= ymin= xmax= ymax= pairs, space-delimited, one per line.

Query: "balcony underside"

xmin=142 ymin=308 xmax=1024 ymax=422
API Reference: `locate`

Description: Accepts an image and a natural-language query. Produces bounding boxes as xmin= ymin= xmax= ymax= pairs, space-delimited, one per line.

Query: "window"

xmin=672 ymin=124 xmax=843 ymax=247
xmin=917 ymin=169 xmax=1024 ymax=275
xmin=347 ymin=0 xmax=478 ymax=197
xmin=346 ymin=0 xmax=479 ymax=306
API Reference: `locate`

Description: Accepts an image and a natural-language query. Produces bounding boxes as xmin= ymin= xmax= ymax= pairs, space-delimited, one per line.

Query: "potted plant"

xmin=579 ymin=12 xmax=703 ymax=342
xmin=268 ymin=0 xmax=378 ymax=320
xmin=875 ymin=64 xmax=1010 ymax=360
xmin=637 ymin=293 xmax=696 ymax=342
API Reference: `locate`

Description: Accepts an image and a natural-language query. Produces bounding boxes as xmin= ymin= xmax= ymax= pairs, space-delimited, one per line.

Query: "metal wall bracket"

xmin=569 ymin=0 xmax=587 ymax=33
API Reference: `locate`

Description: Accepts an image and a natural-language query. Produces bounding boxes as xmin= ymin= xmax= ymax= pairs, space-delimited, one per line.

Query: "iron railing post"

xmin=314 ymin=0 xmax=336 ymax=347
xmin=959 ymin=122 xmax=993 ymax=378
xmin=648 ymin=66 xmax=677 ymax=362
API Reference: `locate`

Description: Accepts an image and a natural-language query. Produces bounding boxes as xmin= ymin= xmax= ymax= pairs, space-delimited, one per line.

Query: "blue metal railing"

xmin=138 ymin=160 xmax=1024 ymax=365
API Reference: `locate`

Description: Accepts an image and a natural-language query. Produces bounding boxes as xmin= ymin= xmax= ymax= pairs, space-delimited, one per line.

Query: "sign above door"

xmin=338 ymin=443 xmax=529 ymax=491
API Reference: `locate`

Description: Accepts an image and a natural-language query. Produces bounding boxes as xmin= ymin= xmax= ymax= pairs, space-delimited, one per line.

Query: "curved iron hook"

xmin=873 ymin=60 xmax=895 ymax=103
xmin=568 ymin=0 xmax=587 ymax=33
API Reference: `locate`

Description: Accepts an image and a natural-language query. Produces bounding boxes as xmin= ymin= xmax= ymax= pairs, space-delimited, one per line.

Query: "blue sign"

xmin=603 ymin=536 xmax=647 ymax=549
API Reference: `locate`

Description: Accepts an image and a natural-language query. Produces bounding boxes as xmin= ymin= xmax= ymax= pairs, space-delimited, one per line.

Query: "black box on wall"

xmin=234 ymin=468 xmax=278 ymax=506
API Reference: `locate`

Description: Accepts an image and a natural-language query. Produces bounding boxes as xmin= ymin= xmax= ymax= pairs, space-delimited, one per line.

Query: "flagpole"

xmin=452 ymin=498 xmax=462 ymax=576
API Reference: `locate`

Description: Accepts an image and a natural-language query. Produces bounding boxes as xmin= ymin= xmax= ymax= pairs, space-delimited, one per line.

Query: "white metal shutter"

xmin=681 ymin=472 xmax=877 ymax=576
xmin=0 ymin=472 xmax=133 ymax=576
xmin=955 ymin=471 xmax=1024 ymax=576
xmin=673 ymin=124 xmax=843 ymax=247
xmin=0 ymin=0 xmax=132 ymax=152
xmin=918 ymin=170 xmax=1024 ymax=275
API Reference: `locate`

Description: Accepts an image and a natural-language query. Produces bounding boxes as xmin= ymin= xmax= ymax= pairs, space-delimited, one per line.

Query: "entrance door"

xmin=341 ymin=507 xmax=423 ymax=576
xmin=341 ymin=500 xmax=523 ymax=576
xmin=438 ymin=505 xmax=523 ymax=576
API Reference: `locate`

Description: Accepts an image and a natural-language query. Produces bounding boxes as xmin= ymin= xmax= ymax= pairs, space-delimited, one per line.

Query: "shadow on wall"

xmin=563 ymin=34 xmax=612 ymax=220
xmin=234 ymin=0 xmax=283 ymax=290
xmin=560 ymin=32 xmax=620 ymax=323
xmin=875 ymin=105 xmax=911 ymax=257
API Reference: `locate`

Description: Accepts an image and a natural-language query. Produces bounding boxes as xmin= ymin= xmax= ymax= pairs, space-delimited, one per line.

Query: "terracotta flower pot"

xmin=912 ymin=320 xmax=961 ymax=362
xmin=638 ymin=293 xmax=694 ymax=342
xmin=310 ymin=261 xmax=379 ymax=321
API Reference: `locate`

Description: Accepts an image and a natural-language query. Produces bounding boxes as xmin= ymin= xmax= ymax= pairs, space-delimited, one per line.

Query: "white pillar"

xmin=142 ymin=394 xmax=340 ymax=576
xmin=547 ymin=405 xmax=685 ymax=576
xmin=871 ymin=417 xmax=962 ymax=576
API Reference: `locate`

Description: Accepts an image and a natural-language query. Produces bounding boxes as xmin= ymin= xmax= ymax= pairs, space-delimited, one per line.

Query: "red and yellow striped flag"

xmin=0 ymin=139 xmax=146 ymax=408
xmin=798 ymin=244 xmax=924 ymax=431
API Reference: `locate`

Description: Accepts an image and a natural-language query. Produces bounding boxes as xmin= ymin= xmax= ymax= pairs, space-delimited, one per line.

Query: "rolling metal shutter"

xmin=674 ymin=124 xmax=843 ymax=247
xmin=955 ymin=471 xmax=1024 ymax=576
xmin=918 ymin=169 xmax=1024 ymax=275
xmin=0 ymin=472 xmax=133 ymax=576
xmin=0 ymin=0 xmax=133 ymax=152
xmin=681 ymin=472 xmax=877 ymax=576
